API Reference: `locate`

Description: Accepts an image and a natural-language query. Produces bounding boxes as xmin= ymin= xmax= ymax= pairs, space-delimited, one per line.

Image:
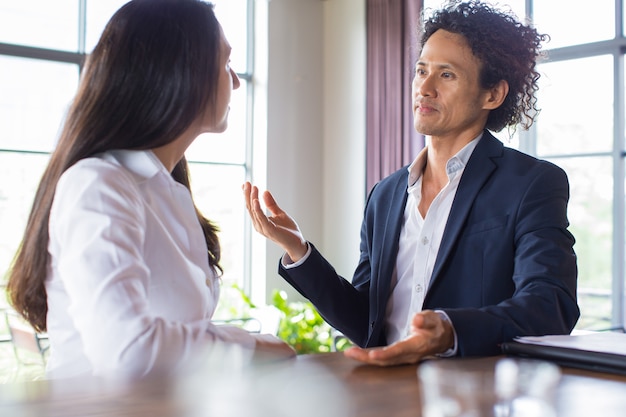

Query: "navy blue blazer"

xmin=279 ymin=131 xmax=579 ymax=356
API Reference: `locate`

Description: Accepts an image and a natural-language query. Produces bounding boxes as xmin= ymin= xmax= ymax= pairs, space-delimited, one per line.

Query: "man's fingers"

xmin=244 ymin=183 xmax=285 ymax=222
xmin=344 ymin=346 xmax=394 ymax=366
xmin=343 ymin=346 xmax=370 ymax=362
xmin=251 ymin=196 xmax=273 ymax=232
xmin=344 ymin=341 xmax=421 ymax=366
xmin=410 ymin=311 xmax=454 ymax=354
xmin=410 ymin=310 xmax=439 ymax=332
xmin=242 ymin=182 xmax=259 ymax=213
xmin=243 ymin=182 xmax=271 ymax=235
xmin=262 ymin=190 xmax=283 ymax=216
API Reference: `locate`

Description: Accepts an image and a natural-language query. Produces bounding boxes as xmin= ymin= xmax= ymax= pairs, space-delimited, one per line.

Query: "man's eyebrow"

xmin=415 ymin=61 xmax=455 ymax=70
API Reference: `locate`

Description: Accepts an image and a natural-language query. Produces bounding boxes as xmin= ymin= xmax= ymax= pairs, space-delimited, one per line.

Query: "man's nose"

xmin=414 ymin=75 xmax=435 ymax=97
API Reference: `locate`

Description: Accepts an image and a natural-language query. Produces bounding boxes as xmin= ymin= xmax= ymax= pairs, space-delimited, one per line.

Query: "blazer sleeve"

xmin=279 ymin=244 xmax=372 ymax=347
xmin=278 ymin=170 xmax=408 ymax=348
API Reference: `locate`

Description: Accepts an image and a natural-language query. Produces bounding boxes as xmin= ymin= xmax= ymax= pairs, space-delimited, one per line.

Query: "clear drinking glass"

xmin=418 ymin=358 xmax=560 ymax=417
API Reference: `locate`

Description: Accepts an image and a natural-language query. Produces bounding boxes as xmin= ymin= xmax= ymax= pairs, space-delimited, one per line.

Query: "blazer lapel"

xmin=427 ymin=132 xmax=503 ymax=290
xmin=373 ymin=170 xmax=409 ymax=321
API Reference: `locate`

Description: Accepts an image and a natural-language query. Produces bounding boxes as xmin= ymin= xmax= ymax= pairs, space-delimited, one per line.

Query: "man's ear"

xmin=483 ymin=79 xmax=509 ymax=110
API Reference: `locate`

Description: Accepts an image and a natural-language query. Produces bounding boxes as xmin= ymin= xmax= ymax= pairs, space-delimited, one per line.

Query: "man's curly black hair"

xmin=419 ymin=0 xmax=548 ymax=132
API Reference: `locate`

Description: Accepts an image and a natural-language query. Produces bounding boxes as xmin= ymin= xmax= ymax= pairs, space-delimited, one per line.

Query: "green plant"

xmin=271 ymin=289 xmax=334 ymax=354
xmin=222 ymin=284 xmax=352 ymax=354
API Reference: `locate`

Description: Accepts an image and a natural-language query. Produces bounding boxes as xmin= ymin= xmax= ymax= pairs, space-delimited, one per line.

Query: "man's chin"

xmin=414 ymin=125 xmax=433 ymax=136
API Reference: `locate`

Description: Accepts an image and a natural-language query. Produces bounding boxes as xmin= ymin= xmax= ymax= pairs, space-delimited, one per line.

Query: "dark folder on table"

xmin=501 ymin=331 xmax=626 ymax=375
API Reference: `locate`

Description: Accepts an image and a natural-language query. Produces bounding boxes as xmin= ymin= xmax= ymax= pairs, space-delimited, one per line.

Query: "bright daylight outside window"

xmin=423 ymin=0 xmax=624 ymax=331
xmin=0 ymin=0 xmax=252 ymax=319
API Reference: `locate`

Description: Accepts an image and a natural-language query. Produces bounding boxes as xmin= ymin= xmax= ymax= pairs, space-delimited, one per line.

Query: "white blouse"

xmin=45 ymin=149 xmax=255 ymax=379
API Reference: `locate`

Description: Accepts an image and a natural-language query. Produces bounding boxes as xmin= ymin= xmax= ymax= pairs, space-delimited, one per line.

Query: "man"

xmin=243 ymin=0 xmax=579 ymax=366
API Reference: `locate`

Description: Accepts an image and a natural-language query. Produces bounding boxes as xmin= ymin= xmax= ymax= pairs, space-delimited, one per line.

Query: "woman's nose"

xmin=231 ymin=68 xmax=241 ymax=90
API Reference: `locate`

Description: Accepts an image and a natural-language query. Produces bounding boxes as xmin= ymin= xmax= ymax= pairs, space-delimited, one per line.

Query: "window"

xmin=0 ymin=0 xmax=254 ymax=317
xmin=423 ymin=0 xmax=625 ymax=331
xmin=531 ymin=0 xmax=621 ymax=331
xmin=185 ymin=0 xmax=254 ymax=317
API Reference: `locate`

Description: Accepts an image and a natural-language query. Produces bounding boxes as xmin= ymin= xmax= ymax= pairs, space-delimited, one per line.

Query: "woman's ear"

xmin=483 ymin=79 xmax=509 ymax=110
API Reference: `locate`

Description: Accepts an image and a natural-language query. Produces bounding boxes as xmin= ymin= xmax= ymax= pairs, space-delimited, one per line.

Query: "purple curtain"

xmin=366 ymin=0 xmax=424 ymax=193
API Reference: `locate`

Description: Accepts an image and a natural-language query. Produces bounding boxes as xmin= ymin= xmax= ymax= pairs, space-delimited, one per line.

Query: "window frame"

xmin=518 ymin=0 xmax=626 ymax=331
xmin=0 ymin=0 xmax=256 ymax=301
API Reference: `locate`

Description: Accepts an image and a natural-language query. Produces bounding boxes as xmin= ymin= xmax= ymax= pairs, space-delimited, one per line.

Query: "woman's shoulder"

xmin=61 ymin=149 xmax=162 ymax=189
xmin=50 ymin=153 xmax=149 ymax=237
xmin=60 ymin=153 xmax=133 ymax=189
xmin=55 ymin=152 xmax=145 ymax=209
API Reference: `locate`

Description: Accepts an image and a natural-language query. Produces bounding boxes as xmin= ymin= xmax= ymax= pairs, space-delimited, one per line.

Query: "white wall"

xmin=322 ymin=0 xmax=366 ymax=287
xmin=252 ymin=0 xmax=366 ymax=304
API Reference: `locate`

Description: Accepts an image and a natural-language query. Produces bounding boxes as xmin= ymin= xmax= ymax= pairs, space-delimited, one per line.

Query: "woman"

xmin=7 ymin=0 xmax=294 ymax=379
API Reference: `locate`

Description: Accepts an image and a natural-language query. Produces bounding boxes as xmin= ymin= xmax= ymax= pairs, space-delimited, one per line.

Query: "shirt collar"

xmin=407 ymin=132 xmax=483 ymax=188
xmin=107 ymin=149 xmax=171 ymax=181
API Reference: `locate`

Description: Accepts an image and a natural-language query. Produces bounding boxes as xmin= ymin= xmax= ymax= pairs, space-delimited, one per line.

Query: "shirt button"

xmin=415 ymin=284 xmax=423 ymax=293
xmin=421 ymin=236 xmax=429 ymax=245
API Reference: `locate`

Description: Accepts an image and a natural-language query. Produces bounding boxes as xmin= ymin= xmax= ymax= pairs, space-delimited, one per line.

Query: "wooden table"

xmin=1 ymin=352 xmax=626 ymax=416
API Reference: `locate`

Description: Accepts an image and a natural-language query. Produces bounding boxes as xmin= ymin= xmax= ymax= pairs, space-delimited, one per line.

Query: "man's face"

xmin=412 ymin=29 xmax=495 ymax=142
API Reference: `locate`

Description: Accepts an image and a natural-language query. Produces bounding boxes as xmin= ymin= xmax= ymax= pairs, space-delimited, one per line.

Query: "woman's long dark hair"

xmin=7 ymin=0 xmax=223 ymax=332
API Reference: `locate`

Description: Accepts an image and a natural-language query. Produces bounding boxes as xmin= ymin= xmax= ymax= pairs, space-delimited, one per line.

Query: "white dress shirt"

xmin=385 ymin=136 xmax=480 ymax=345
xmin=45 ymin=149 xmax=255 ymax=379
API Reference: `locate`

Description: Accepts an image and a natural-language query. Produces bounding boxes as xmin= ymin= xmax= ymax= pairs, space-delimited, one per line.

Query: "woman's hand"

xmin=242 ymin=182 xmax=308 ymax=262
xmin=251 ymin=333 xmax=297 ymax=363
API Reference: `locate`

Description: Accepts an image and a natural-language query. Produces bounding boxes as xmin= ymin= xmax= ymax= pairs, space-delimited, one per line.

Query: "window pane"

xmin=551 ymin=156 xmax=613 ymax=331
xmin=534 ymin=0 xmax=614 ymax=49
xmin=85 ymin=0 xmax=131 ymax=53
xmin=213 ymin=0 xmax=248 ymax=73
xmin=422 ymin=0 xmax=526 ymax=22
xmin=187 ymin=163 xmax=247 ymax=318
xmin=0 ymin=152 xmax=50 ymax=277
xmin=536 ymin=56 xmax=613 ymax=156
xmin=0 ymin=0 xmax=79 ymax=51
xmin=0 ymin=56 xmax=78 ymax=153
xmin=186 ymin=83 xmax=248 ymax=164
